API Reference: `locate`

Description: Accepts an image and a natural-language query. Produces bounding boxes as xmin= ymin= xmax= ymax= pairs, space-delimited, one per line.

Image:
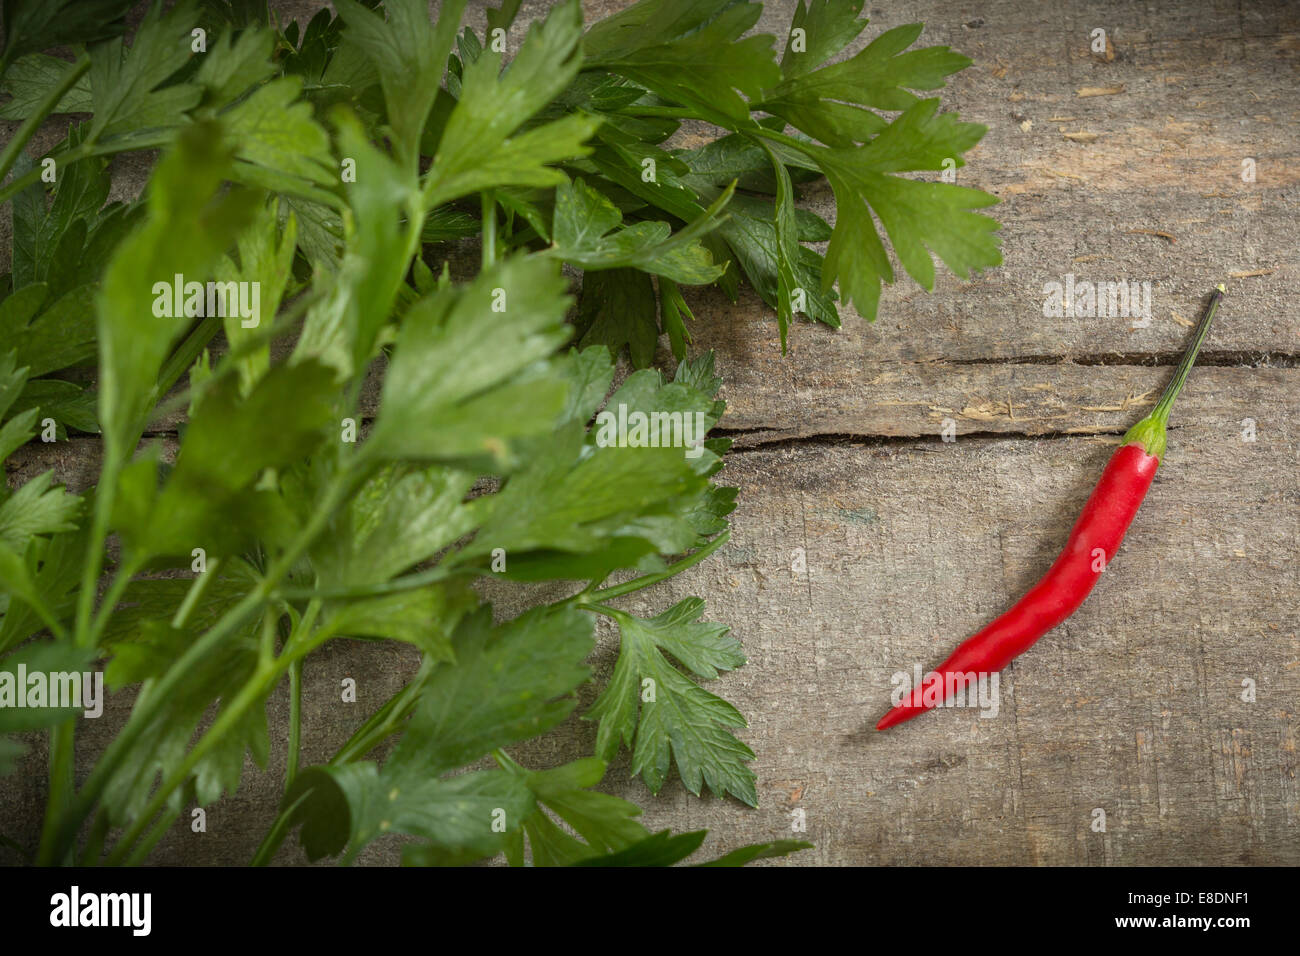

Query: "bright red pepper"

xmin=877 ymin=286 xmax=1225 ymax=731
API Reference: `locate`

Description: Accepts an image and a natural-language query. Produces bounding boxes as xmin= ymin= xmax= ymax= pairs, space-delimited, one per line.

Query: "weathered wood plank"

xmin=563 ymin=418 xmax=1300 ymax=865
xmin=705 ymin=306 xmax=1296 ymax=443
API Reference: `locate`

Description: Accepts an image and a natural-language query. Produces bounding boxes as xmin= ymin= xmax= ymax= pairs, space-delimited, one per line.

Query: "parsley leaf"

xmin=761 ymin=21 xmax=974 ymax=146
xmin=457 ymin=354 xmax=727 ymax=582
xmin=499 ymin=755 xmax=649 ymax=866
xmin=85 ymin=1 xmax=201 ymax=147
xmin=95 ymin=121 xmax=258 ymax=457
xmin=219 ymin=76 xmax=335 ymax=189
xmin=575 ymin=266 xmax=658 ymax=370
xmin=112 ymin=360 xmax=337 ymax=563
xmin=779 ymin=0 xmax=870 ymax=80
xmin=0 ymin=286 xmax=97 ymax=379
xmin=808 ymin=98 xmax=1002 ymax=319
xmin=0 ymin=467 xmax=80 ymax=552
xmin=0 ymin=0 xmax=133 ymax=79
xmin=586 ymin=0 xmax=780 ymax=126
xmin=333 ymin=0 xmax=465 ymax=167
xmin=10 ymin=132 xmax=111 ymax=290
xmin=711 ymin=192 xmax=840 ymax=333
xmin=0 ymin=53 xmax=94 ymax=119
xmin=587 ymin=598 xmax=756 ymax=806
xmin=547 ymin=176 xmax=730 ymax=284
xmin=0 ymin=524 xmax=85 ymax=655
xmin=287 ymin=605 xmax=593 ymax=862
xmin=368 ymin=254 xmax=573 ymax=467
xmin=422 ymin=0 xmax=597 ymax=207
xmin=193 ymin=25 xmax=276 ymax=109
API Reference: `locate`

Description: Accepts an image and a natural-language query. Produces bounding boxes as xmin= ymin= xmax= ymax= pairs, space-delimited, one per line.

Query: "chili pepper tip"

xmin=875 ymin=706 xmax=917 ymax=731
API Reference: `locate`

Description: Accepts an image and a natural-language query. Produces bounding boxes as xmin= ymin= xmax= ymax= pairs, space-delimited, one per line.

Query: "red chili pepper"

xmin=877 ymin=285 xmax=1225 ymax=731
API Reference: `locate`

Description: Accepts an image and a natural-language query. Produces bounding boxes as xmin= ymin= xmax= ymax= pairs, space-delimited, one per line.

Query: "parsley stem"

xmin=41 ymin=465 xmax=366 ymax=864
xmin=80 ymin=810 xmax=109 ymax=865
xmin=156 ymin=315 xmax=224 ymax=400
xmin=108 ymin=600 xmax=322 ymax=866
xmin=248 ymin=789 xmax=313 ymax=866
xmin=482 ymin=190 xmax=497 ymax=269
xmin=259 ymin=608 xmax=277 ymax=667
xmin=104 ymin=658 xmax=285 ymax=865
xmin=576 ymin=530 xmax=730 ymax=606
xmin=249 ymin=655 xmax=436 ymax=865
xmin=43 ymin=586 xmax=266 ymax=863
xmin=612 ymin=105 xmax=705 ymax=119
xmin=273 ymin=562 xmax=460 ymax=601
xmin=329 ymin=655 xmax=435 ymax=764
xmin=171 ymin=557 xmax=222 ymax=629
xmin=0 ymin=54 xmax=90 ymax=186
xmin=42 ymin=448 xmax=127 ymax=860
xmin=286 ymin=659 xmax=303 ymax=790
xmin=40 ymin=723 xmax=76 ymax=865
xmin=747 ymin=125 xmax=820 ymax=163
xmin=73 ymin=447 xmax=123 ymax=650
xmin=84 ymin=554 xmax=146 ymax=651
xmin=119 ymin=807 xmax=181 ymax=867
xmin=0 ymin=142 xmax=88 ymax=205
xmin=0 ymin=133 xmax=167 ymax=206
xmin=148 ymin=291 xmax=321 ymax=426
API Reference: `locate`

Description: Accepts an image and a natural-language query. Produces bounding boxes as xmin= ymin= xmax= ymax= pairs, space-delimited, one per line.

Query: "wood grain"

xmin=2 ymin=0 xmax=1296 ymax=866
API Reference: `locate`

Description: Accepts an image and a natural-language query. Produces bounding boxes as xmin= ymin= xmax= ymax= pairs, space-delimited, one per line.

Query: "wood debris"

xmin=1079 ymin=391 xmax=1154 ymax=413
xmin=1228 ymin=268 xmax=1274 ymax=278
xmin=1076 ymin=85 xmax=1125 ymax=97
xmin=1125 ymin=228 xmax=1177 ymax=243
xmin=958 ymin=400 xmax=1039 ymax=422
xmin=1169 ymin=310 xmax=1195 ymax=328
xmin=1044 ymin=167 xmax=1087 ymax=181
xmin=1063 ymin=131 xmax=1098 ymax=142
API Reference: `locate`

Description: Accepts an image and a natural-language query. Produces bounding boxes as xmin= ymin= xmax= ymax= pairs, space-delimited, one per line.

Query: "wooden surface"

xmin=3 ymin=0 xmax=1298 ymax=865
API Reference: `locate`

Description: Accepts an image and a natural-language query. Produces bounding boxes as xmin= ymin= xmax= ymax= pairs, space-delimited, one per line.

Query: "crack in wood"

xmin=948 ymin=350 xmax=1300 ymax=369
xmin=716 ymin=426 xmax=1143 ymax=453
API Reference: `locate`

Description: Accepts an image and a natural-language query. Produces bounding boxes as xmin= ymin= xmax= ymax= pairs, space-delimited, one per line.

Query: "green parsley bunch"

xmin=0 ymin=0 xmax=997 ymax=865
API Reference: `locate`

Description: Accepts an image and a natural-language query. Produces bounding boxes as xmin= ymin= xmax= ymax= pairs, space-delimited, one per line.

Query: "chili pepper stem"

xmin=1122 ymin=284 xmax=1225 ymax=460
